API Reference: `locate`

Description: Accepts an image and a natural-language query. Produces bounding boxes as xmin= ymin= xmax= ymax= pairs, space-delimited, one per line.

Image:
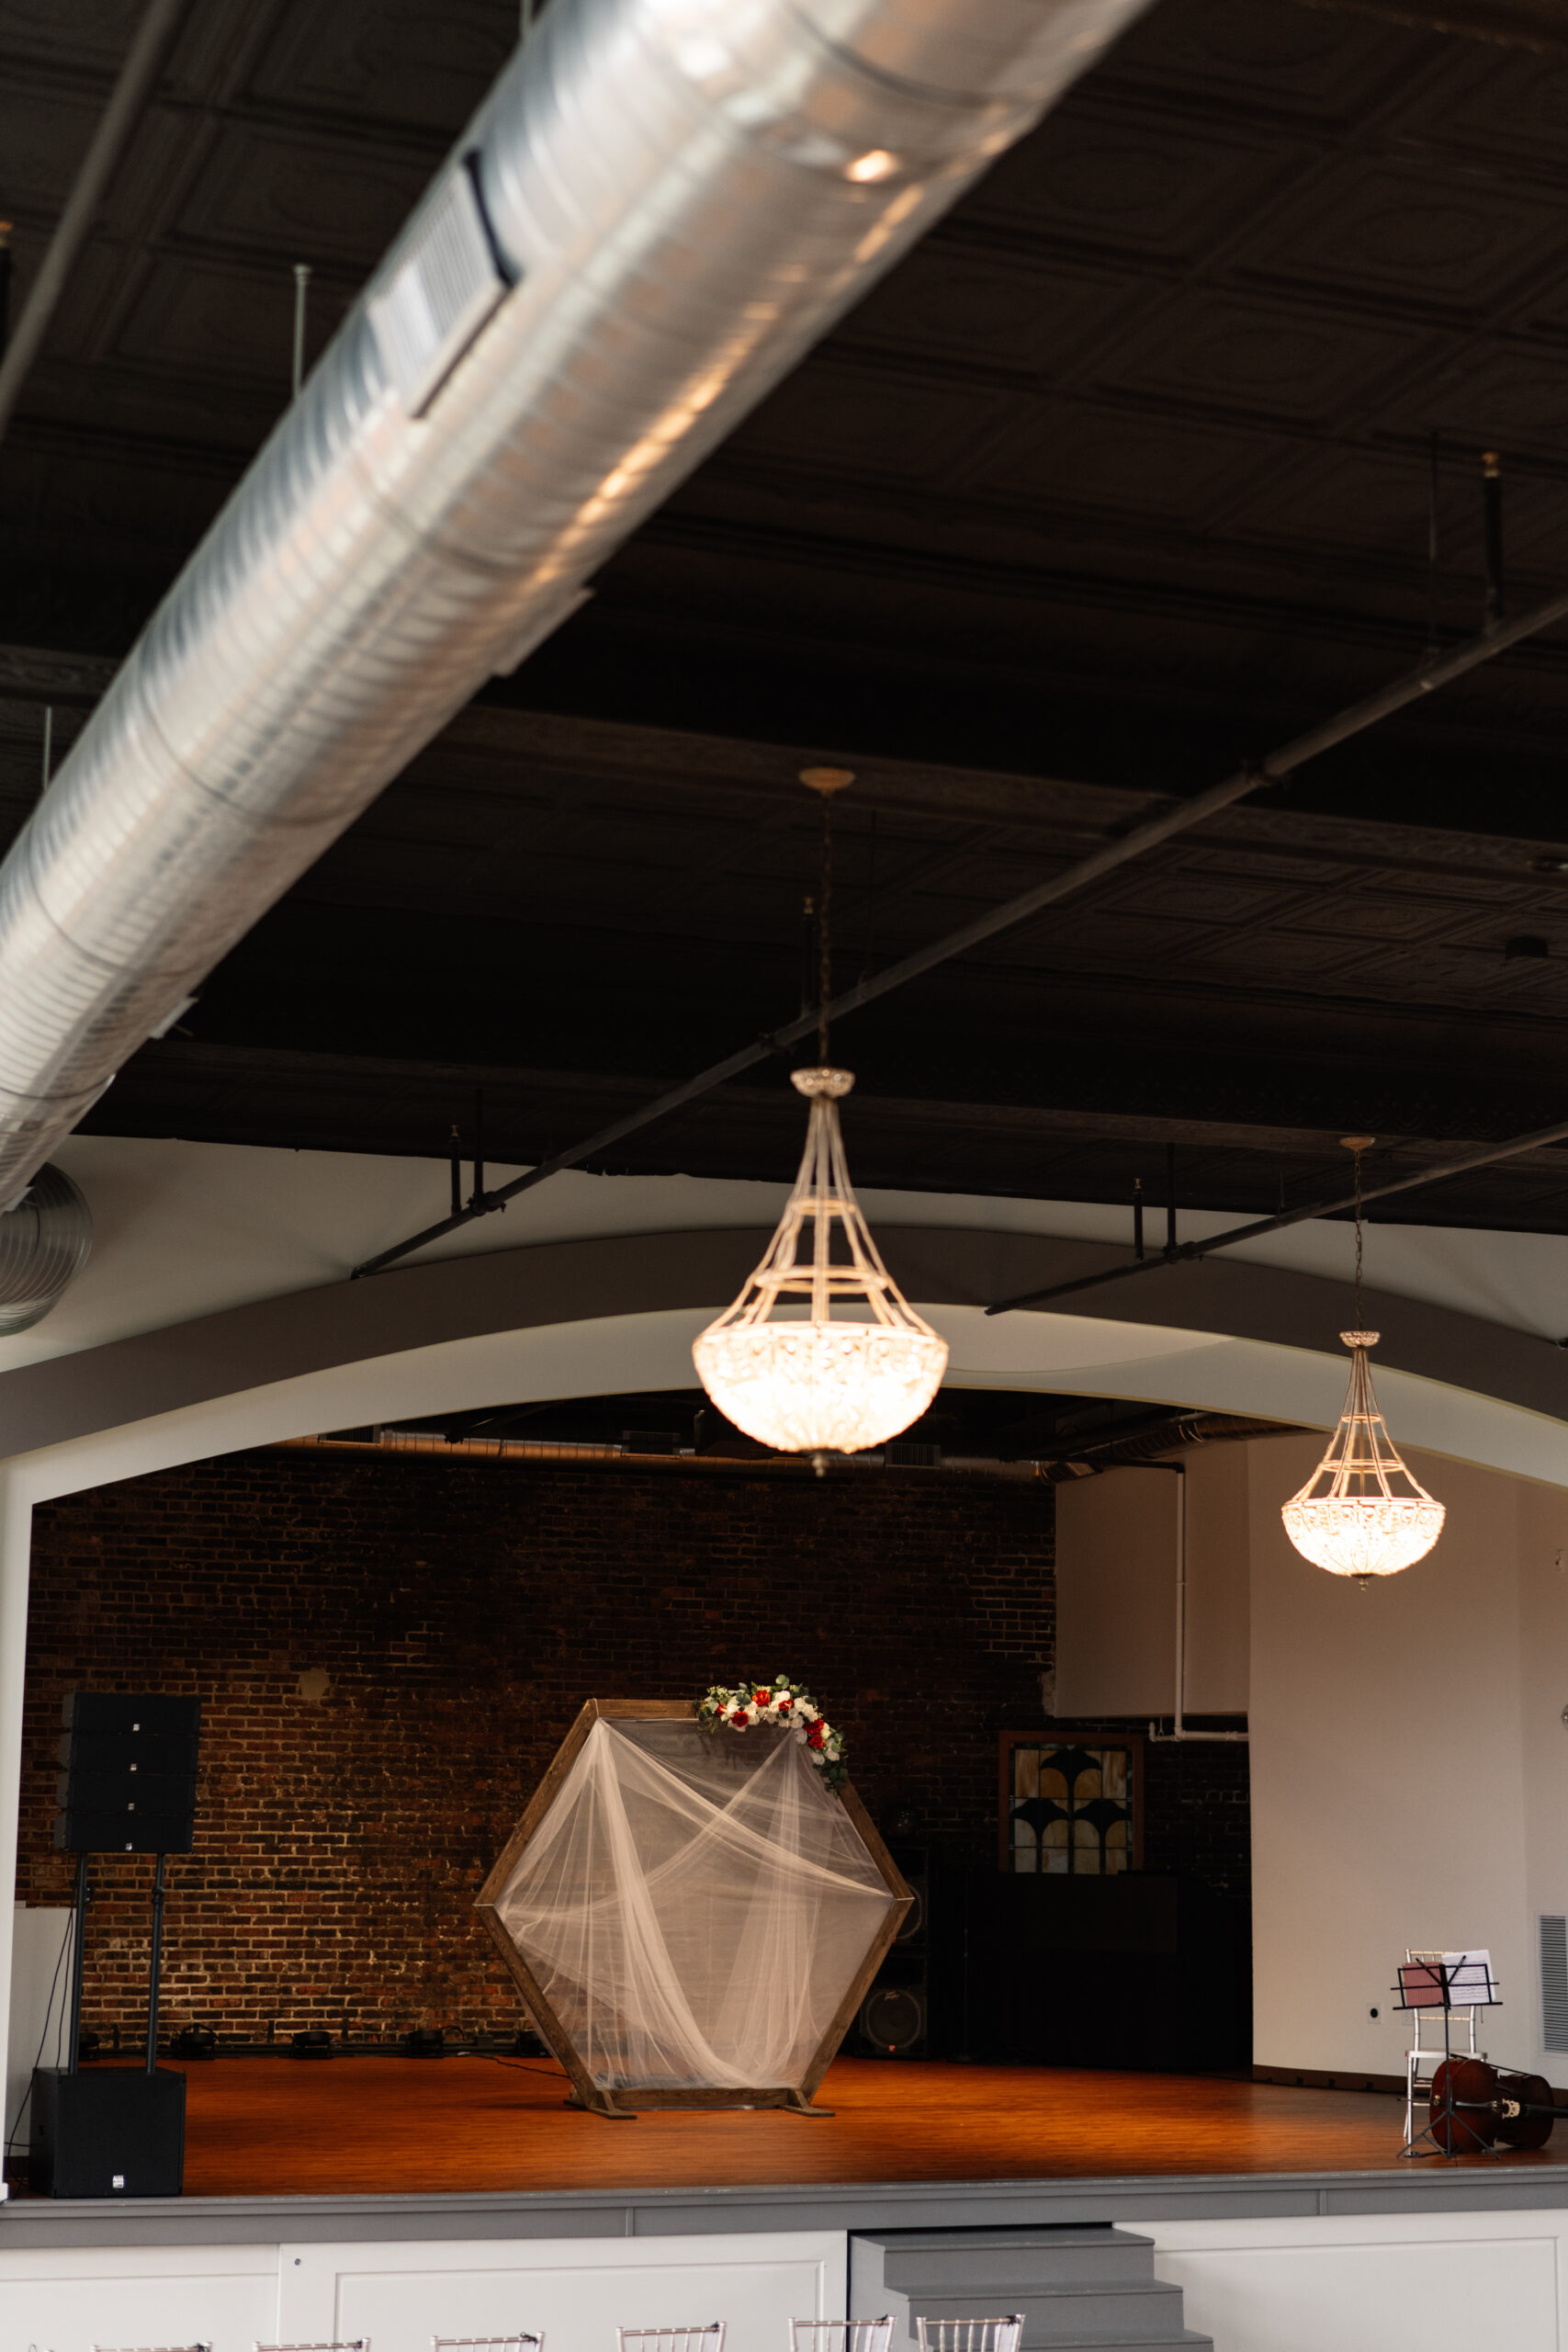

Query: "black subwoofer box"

xmin=29 ymin=2065 xmax=186 ymax=2197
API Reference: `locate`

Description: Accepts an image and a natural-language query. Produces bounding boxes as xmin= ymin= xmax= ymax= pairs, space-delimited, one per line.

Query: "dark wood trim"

xmin=998 ymin=1725 xmax=1145 ymax=1873
xmin=799 ymin=1781 xmax=912 ymax=2103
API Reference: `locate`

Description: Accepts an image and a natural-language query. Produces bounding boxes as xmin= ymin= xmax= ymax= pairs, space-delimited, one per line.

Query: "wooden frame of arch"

xmin=475 ymin=1697 xmax=911 ymax=2120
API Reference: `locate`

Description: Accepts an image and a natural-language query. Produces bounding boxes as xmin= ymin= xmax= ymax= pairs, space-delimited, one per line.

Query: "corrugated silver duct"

xmin=0 ymin=1163 xmax=93 ymax=1336
xmin=0 ymin=0 xmax=1152 ymax=1203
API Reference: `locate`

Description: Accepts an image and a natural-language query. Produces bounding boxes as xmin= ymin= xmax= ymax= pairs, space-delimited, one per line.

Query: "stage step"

xmin=850 ymin=2225 xmax=1213 ymax=2351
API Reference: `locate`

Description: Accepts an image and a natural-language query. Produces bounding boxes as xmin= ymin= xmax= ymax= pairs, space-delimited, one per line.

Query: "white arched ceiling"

xmin=0 ymin=1136 xmax=1564 ymax=1498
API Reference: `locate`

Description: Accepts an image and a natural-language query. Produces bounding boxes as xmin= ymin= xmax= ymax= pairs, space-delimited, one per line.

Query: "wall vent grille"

xmin=369 ymin=162 xmax=508 ymax=416
xmin=1540 ymin=1915 xmax=1568 ymax=2051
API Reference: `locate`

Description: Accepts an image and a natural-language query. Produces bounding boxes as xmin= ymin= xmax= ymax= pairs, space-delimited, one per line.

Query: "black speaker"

xmin=858 ymin=1842 xmax=930 ymax=2055
xmin=54 ymin=1693 xmax=200 ymax=1854
xmin=859 ymin=1961 xmax=929 ymax=2055
xmin=29 ymin=2066 xmax=186 ymax=2197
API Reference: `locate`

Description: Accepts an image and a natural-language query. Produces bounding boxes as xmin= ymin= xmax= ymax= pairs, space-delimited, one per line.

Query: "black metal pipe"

xmin=1133 ymin=1177 xmax=1145 ymax=1261
xmin=146 ymin=1852 xmax=167 ymax=2073
xmin=353 ymin=577 xmax=1568 ymax=1280
xmin=1483 ymin=451 xmax=1505 ymax=625
xmin=66 ymin=1853 xmax=87 ymax=2076
xmin=471 ymin=1086 xmax=485 ymax=1210
xmin=1164 ymin=1144 xmax=1178 ymax=1259
xmin=987 ymin=1111 xmax=1568 ymax=1316
xmin=449 ymin=1124 xmax=461 ymax=1219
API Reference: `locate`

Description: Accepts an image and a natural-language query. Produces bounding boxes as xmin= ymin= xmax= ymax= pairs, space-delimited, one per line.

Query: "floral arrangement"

xmin=698 ymin=1673 xmax=847 ymax=1791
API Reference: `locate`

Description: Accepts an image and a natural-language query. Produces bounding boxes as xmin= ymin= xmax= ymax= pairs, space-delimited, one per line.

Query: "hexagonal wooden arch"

xmin=476 ymin=1698 xmax=912 ymax=2120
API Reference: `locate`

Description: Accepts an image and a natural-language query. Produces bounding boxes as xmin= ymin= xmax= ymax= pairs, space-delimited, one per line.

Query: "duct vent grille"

xmin=1541 ymin=1915 xmax=1568 ymax=2051
xmin=369 ymin=162 xmax=509 ymax=416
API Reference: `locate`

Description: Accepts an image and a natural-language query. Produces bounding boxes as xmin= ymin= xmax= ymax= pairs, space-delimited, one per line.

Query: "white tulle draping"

xmin=493 ymin=1716 xmax=896 ymax=2089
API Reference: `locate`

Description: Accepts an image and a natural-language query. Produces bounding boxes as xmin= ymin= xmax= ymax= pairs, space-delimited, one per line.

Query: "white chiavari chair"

xmin=93 ymin=2343 xmax=213 ymax=2352
xmin=255 ymin=2340 xmax=369 ymax=2350
xmin=792 ymin=2322 xmax=896 ymax=2352
xmin=616 ymin=2327 xmax=725 ymax=2352
xmin=433 ymin=2337 xmax=543 ymax=2351
xmin=1404 ymin=1945 xmax=1483 ymax=2143
xmin=915 ymin=2321 xmax=1024 ymax=2352
xmin=434 ymin=2333 xmax=545 ymax=2352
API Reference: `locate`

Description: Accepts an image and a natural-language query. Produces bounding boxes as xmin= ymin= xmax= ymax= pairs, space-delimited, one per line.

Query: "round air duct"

xmin=0 ymin=1161 xmax=92 ymax=1335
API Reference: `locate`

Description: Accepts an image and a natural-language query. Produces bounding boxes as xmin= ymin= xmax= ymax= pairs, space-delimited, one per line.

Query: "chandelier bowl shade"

xmin=693 ymin=1068 xmax=948 ymax=1455
xmin=1281 ymin=1330 xmax=1445 ymax=1578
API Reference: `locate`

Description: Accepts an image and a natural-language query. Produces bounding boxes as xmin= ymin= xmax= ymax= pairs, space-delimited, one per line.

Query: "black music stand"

xmin=1395 ymin=1951 xmax=1500 ymax=2159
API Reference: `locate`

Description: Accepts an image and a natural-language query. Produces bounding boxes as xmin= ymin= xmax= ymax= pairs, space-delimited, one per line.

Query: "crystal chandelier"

xmin=692 ymin=769 xmax=948 ymax=1457
xmin=1280 ymin=1138 xmax=1444 ymax=1585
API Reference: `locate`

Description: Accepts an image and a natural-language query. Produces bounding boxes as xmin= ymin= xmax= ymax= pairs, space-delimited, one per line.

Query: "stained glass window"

xmin=998 ymin=1732 xmax=1142 ymax=1875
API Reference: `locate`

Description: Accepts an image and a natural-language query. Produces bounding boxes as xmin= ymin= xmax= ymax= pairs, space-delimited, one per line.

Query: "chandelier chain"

xmin=818 ymin=791 xmax=833 ymax=1064
xmin=1353 ymin=1143 xmax=1364 ymax=1329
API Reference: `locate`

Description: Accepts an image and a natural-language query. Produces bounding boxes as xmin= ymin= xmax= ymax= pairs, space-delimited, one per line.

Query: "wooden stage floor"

xmin=39 ymin=2054 xmax=1561 ymax=2199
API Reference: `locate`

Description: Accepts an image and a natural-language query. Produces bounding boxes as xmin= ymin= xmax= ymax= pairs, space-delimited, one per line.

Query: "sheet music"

xmin=1441 ymin=1948 xmax=1497 ymax=2004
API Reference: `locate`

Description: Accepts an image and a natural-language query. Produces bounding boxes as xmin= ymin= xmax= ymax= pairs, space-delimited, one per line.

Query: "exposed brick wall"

xmin=1143 ymin=1732 xmax=1250 ymax=1896
xmin=14 ymin=1447 xmax=1247 ymax=2045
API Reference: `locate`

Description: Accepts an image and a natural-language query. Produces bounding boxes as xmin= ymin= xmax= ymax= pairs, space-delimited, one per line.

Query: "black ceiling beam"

xmin=0 ymin=0 xmax=194 ymax=447
xmin=986 ymin=1112 xmax=1568 ymax=1315
xmin=352 ymin=574 xmax=1568 ymax=1279
xmin=1300 ymin=0 xmax=1568 ymax=50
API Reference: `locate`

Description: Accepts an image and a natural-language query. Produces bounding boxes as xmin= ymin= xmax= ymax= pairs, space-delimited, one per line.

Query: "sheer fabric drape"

xmin=494 ymin=1717 xmax=895 ymax=2088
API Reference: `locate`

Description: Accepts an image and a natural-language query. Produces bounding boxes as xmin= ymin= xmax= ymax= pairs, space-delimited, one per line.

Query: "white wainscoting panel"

xmin=277 ymin=2228 xmax=845 ymax=2352
xmin=0 ymin=2237 xmax=277 ymax=2348
xmin=1145 ymin=2211 xmax=1565 ymax=2352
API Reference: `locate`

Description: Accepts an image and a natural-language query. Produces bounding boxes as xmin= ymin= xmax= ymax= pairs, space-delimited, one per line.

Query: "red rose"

xmin=754 ymin=1688 xmax=771 ymax=1705
xmin=776 ymin=1695 xmax=794 ymax=1712
xmin=729 ymin=1707 xmax=749 ymax=1727
xmin=807 ymin=1722 xmax=827 ymax=1748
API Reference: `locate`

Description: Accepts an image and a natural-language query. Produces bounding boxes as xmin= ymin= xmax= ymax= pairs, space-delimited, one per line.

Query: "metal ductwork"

xmin=0 ymin=0 xmax=1153 ymax=1205
xmin=1043 ymin=1411 xmax=1300 ymax=1481
xmin=0 ymin=1163 xmax=93 ymax=1336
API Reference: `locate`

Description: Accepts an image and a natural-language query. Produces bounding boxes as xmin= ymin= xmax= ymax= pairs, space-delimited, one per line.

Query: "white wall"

xmin=0 ymin=2227 xmax=842 ymax=2351
xmin=1055 ymin=1466 xmax=1180 ymax=1716
xmin=1146 ymin=2210 xmax=1568 ymax=2352
xmin=1054 ymin=1448 xmax=1250 ymax=1716
xmin=4 ymin=1907 xmax=70 ymax=2156
xmin=1247 ymin=1430 xmax=1568 ymax=2082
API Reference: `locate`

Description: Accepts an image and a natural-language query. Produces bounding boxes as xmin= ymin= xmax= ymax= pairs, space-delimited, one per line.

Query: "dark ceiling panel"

xmin=9 ymin=0 xmax=1568 ymax=1236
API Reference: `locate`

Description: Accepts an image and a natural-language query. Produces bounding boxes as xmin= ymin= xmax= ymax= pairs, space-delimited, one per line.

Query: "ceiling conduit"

xmin=0 ymin=0 xmax=1153 ymax=1214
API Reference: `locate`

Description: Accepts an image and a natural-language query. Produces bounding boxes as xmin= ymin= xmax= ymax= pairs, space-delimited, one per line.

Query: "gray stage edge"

xmin=2 ymin=2165 xmax=1566 ymax=2250
xmin=852 ymin=2225 xmax=1213 ymax=2351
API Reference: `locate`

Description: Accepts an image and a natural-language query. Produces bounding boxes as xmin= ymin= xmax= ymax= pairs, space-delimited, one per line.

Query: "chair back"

xmin=915 ymin=2321 xmax=1024 ymax=2352
xmin=616 ymin=2328 xmax=725 ymax=2352
xmin=94 ymin=2344 xmax=213 ymax=2351
xmin=256 ymin=2341 xmax=369 ymax=2350
xmin=433 ymin=2339 xmax=543 ymax=2351
xmin=1405 ymin=1947 xmax=1479 ymax=2048
xmin=792 ymin=2324 xmax=895 ymax=2352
